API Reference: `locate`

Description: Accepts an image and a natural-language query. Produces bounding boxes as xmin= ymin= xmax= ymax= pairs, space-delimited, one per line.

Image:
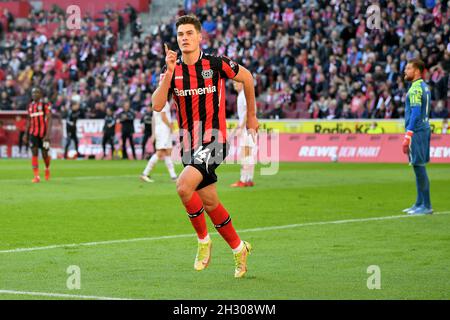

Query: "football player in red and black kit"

xmin=26 ymin=87 xmax=52 ymax=183
xmin=152 ymin=15 xmax=258 ymax=278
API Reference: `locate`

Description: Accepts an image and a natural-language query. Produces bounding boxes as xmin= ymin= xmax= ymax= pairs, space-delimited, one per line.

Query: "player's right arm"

xmin=152 ymin=44 xmax=176 ymax=112
xmin=25 ymin=113 xmax=30 ymax=144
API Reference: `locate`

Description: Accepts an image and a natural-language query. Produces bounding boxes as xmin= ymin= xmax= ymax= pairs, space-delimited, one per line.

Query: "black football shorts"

xmin=182 ymin=141 xmax=229 ymax=190
xmin=29 ymin=135 xmax=49 ymax=150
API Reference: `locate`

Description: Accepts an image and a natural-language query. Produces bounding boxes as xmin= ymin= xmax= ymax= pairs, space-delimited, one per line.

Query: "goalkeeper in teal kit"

xmin=402 ymin=59 xmax=432 ymax=215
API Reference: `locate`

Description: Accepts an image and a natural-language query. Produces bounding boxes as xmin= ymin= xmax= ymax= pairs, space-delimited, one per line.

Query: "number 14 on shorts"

xmin=193 ymin=146 xmax=211 ymax=164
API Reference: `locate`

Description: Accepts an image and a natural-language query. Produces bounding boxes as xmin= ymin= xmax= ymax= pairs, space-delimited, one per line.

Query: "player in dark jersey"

xmin=402 ymin=59 xmax=433 ymax=215
xmin=118 ymin=101 xmax=137 ymax=160
xmin=26 ymin=87 xmax=52 ymax=183
xmin=102 ymin=108 xmax=116 ymax=159
xmin=140 ymin=105 xmax=154 ymax=159
xmin=64 ymin=102 xmax=81 ymax=159
xmin=152 ymin=15 xmax=259 ymax=278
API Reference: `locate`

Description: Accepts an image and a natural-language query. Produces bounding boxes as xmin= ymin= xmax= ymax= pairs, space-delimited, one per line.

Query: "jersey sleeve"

xmin=408 ymin=86 xmax=422 ymax=108
xmin=213 ymin=55 xmax=240 ymax=79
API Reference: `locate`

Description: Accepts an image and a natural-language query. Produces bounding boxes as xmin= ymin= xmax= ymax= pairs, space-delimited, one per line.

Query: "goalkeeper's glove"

xmin=402 ymin=131 xmax=413 ymax=154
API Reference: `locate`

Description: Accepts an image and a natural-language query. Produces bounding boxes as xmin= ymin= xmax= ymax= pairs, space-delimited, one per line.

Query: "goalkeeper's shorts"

xmin=409 ymin=128 xmax=430 ymax=166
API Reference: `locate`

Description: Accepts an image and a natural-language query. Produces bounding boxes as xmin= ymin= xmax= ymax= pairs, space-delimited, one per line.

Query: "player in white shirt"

xmin=231 ymin=81 xmax=256 ymax=187
xmin=140 ymin=101 xmax=177 ymax=182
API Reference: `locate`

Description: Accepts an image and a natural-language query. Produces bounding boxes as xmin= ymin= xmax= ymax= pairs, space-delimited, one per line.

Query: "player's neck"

xmin=411 ymin=76 xmax=422 ymax=83
xmin=182 ymin=48 xmax=201 ymax=65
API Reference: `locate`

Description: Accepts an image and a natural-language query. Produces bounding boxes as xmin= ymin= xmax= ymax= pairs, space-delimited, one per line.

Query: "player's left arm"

xmin=44 ymin=104 xmax=52 ymax=145
xmin=232 ymin=65 xmax=259 ymax=137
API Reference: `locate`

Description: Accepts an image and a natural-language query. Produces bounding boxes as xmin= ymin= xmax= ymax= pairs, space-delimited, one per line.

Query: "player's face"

xmin=177 ymin=24 xmax=202 ymax=54
xmin=404 ymin=63 xmax=416 ymax=81
xmin=32 ymin=89 xmax=42 ymax=101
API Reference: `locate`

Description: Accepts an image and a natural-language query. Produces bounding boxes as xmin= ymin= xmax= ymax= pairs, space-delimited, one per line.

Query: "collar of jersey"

xmin=179 ymin=51 xmax=203 ymax=65
xmin=411 ymin=78 xmax=423 ymax=85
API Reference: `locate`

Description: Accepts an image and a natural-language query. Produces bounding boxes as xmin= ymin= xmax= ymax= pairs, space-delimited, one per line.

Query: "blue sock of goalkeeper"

xmin=413 ymin=165 xmax=431 ymax=209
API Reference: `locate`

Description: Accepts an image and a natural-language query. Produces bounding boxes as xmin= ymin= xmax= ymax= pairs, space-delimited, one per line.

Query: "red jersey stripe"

xmin=221 ymin=61 xmax=237 ymax=79
xmin=218 ymin=78 xmax=227 ymax=143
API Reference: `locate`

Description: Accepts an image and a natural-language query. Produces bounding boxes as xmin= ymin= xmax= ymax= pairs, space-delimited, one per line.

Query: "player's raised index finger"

xmin=164 ymin=43 xmax=169 ymax=54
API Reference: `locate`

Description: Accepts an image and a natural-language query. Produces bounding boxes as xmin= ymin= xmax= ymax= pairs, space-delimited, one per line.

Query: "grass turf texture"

xmin=0 ymin=160 xmax=449 ymax=300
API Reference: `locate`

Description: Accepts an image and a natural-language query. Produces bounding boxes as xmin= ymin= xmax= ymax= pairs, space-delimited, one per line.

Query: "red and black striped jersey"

xmin=164 ymin=52 xmax=239 ymax=152
xmin=28 ymin=101 xmax=51 ymax=138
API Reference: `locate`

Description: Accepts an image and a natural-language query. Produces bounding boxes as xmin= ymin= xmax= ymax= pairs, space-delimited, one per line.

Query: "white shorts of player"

xmin=155 ymin=126 xmax=172 ymax=150
xmin=239 ymin=128 xmax=256 ymax=148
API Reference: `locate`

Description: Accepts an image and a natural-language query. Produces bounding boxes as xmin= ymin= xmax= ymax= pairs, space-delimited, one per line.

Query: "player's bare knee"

xmin=176 ymin=181 xmax=193 ymax=201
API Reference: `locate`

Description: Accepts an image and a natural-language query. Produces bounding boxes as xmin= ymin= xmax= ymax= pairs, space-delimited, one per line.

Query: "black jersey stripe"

xmin=182 ymin=64 xmax=194 ymax=149
xmin=211 ymin=63 xmax=220 ymax=143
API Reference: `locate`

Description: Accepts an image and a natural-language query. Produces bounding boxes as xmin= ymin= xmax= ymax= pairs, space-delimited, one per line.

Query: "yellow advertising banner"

xmin=225 ymin=119 xmax=448 ymax=134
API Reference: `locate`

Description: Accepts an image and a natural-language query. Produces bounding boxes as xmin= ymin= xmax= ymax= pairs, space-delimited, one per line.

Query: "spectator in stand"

xmin=431 ymin=100 xmax=449 ymax=119
xmin=0 ymin=1 xmax=448 ymax=122
xmin=3 ymin=8 xmax=14 ymax=32
xmin=202 ymin=15 xmax=216 ymax=34
xmin=266 ymin=103 xmax=284 ymax=119
xmin=0 ymin=90 xmax=11 ymax=110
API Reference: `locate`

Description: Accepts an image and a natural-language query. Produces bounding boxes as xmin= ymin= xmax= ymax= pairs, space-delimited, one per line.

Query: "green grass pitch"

xmin=0 ymin=160 xmax=449 ymax=300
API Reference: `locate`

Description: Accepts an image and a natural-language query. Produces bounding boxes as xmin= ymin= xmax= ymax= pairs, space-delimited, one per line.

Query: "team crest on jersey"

xmin=201 ymin=69 xmax=213 ymax=79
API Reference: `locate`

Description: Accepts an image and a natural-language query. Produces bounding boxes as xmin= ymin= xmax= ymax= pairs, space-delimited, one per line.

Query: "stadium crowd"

xmin=0 ymin=0 xmax=448 ymax=120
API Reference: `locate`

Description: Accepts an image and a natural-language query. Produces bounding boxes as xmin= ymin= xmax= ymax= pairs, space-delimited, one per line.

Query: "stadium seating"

xmin=0 ymin=0 xmax=448 ymax=120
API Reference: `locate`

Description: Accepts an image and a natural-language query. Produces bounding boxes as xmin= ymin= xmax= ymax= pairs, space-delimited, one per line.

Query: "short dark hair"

xmin=176 ymin=15 xmax=202 ymax=32
xmin=408 ymin=58 xmax=425 ymax=73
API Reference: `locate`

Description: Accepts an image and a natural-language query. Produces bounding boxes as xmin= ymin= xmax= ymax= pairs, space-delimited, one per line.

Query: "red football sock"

xmin=32 ymin=156 xmax=39 ymax=177
xmin=207 ymin=203 xmax=241 ymax=249
xmin=183 ymin=192 xmax=208 ymax=240
xmin=43 ymin=155 xmax=51 ymax=169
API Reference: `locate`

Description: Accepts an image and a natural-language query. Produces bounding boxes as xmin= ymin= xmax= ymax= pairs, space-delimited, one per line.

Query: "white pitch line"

xmin=0 ymin=289 xmax=133 ymax=300
xmin=0 ymin=211 xmax=448 ymax=254
xmin=0 ymin=174 xmax=138 ymax=183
